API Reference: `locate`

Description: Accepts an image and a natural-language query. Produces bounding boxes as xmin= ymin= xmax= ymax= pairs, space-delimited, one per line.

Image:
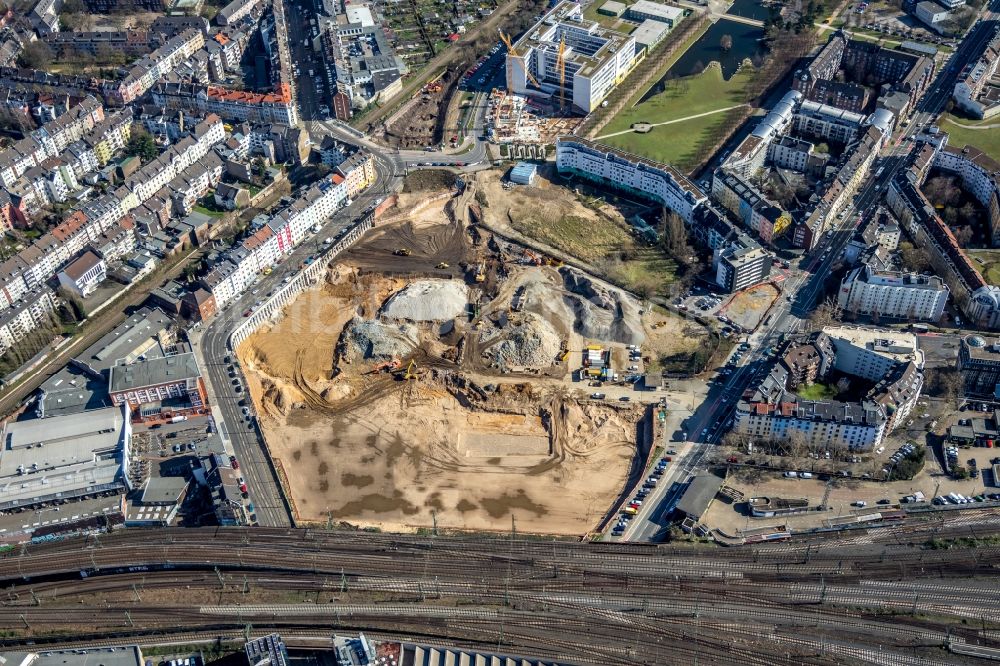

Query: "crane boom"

xmin=499 ymin=30 xmax=541 ymax=89
xmin=557 ymin=34 xmax=566 ymax=112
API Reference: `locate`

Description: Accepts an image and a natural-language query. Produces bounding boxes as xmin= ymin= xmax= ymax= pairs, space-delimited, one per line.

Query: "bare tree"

xmin=720 ymin=34 xmax=733 ymax=51
xmin=809 ymin=296 xmax=842 ymax=328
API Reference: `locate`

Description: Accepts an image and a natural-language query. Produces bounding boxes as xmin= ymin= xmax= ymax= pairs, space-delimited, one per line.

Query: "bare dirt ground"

xmin=378 ymin=87 xmax=448 ymax=149
xmin=237 ymin=184 xmax=660 ymax=535
xmin=720 ymin=283 xmax=779 ymax=332
xmin=705 ymin=463 xmax=993 ymax=535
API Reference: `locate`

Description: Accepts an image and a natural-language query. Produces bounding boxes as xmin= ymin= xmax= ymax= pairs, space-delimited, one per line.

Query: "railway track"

xmin=0 ymin=528 xmax=996 ymax=664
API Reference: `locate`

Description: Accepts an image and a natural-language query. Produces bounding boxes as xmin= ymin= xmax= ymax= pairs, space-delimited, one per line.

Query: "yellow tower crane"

xmin=557 ymin=34 xmax=567 ymax=113
xmin=499 ymin=30 xmax=541 ymax=90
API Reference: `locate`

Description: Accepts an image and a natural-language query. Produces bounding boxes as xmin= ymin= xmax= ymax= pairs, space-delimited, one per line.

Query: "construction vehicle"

xmin=366 ymin=358 xmax=401 ymax=375
xmin=399 ymin=359 xmax=417 ymax=380
xmin=474 ymin=261 xmax=486 ymax=282
xmin=436 ymin=262 xmax=450 ymax=269
xmin=394 ymin=248 xmax=412 ymax=256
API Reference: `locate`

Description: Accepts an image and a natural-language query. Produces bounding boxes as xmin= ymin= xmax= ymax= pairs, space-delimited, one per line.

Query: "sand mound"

xmin=341 ymin=317 xmax=419 ymax=362
xmin=484 ymin=313 xmax=561 ymax=369
xmin=561 ymin=269 xmax=644 ymax=345
xmin=381 ymin=280 xmax=468 ymax=322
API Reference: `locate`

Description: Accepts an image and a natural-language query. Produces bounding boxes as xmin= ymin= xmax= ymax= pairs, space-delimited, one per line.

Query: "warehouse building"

xmin=0 ymin=405 xmax=131 ymax=512
xmin=624 ymin=0 xmax=684 ymax=27
xmin=509 ymin=162 xmax=537 ymax=185
xmin=507 ymin=1 xmax=640 ymax=113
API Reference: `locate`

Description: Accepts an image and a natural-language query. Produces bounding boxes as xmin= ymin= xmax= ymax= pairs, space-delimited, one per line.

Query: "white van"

xmin=784 ymin=471 xmax=798 ymax=478
xmin=799 ymin=472 xmax=813 ymax=479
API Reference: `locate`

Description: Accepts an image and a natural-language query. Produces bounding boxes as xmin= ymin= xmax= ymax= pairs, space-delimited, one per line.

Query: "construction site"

xmin=236 ymin=174 xmax=704 ymax=535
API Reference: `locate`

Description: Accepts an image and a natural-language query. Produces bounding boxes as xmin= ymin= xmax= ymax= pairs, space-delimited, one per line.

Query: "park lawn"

xmin=601 ymin=106 xmax=744 ymax=171
xmin=968 ymin=250 xmax=1000 ymax=286
xmin=796 ymin=382 xmax=838 ymax=401
xmin=601 ymin=63 xmax=751 ymax=135
xmin=940 ymin=114 xmax=1000 ymax=162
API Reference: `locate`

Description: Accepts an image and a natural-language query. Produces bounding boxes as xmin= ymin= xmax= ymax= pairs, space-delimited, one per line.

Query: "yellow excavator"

xmin=396 ymin=359 xmax=418 ymax=380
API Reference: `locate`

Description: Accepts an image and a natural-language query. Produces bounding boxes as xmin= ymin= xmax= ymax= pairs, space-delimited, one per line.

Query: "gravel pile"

xmin=341 ymin=317 xmax=418 ymax=362
xmin=562 ymin=269 xmax=644 ymax=345
xmin=381 ymin=280 xmax=468 ymax=322
xmin=484 ymin=313 xmax=561 ymax=369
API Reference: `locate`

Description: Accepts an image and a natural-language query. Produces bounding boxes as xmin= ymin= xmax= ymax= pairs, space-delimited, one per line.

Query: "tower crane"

xmin=499 ymin=30 xmax=541 ymax=90
xmin=557 ymin=34 xmax=567 ymax=112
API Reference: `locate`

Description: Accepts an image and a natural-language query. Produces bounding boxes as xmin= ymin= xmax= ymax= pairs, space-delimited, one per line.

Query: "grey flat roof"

xmin=675 ymin=475 xmax=723 ymax=520
xmin=0 ymin=646 xmax=142 ymax=666
xmin=109 ymin=352 xmax=201 ymax=393
xmin=38 ymin=365 xmax=110 ymax=418
xmin=77 ymin=307 xmax=172 ymax=374
xmin=0 ymin=406 xmax=127 ymax=509
xmin=140 ymin=476 xmax=189 ymax=503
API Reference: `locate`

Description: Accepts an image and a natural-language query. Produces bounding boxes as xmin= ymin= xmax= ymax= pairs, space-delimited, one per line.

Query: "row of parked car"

xmin=611 ymin=455 xmax=674 ymax=535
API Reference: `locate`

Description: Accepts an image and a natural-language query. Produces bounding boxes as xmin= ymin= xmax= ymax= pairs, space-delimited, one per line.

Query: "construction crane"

xmin=557 ymin=34 xmax=567 ymax=113
xmin=499 ymin=30 xmax=541 ymax=90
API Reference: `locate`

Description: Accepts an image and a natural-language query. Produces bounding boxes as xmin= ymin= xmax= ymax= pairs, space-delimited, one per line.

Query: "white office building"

xmin=507 ymin=1 xmax=640 ymax=113
xmin=838 ymin=265 xmax=949 ymax=322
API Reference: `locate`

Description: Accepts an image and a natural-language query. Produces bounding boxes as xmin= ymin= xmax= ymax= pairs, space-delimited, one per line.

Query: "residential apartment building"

xmin=150 ymin=82 xmax=299 ymax=126
xmin=733 ymin=327 xmax=923 ymax=450
xmin=109 ymin=29 xmax=207 ymax=105
xmin=888 ymin=140 xmax=1000 ymax=329
xmin=933 ymin=143 xmax=1000 ymax=247
xmin=200 ymin=152 xmax=367 ymax=308
xmin=555 ymin=136 xmax=707 ymax=222
xmin=953 ymin=32 xmax=1000 ymax=119
xmin=838 ymin=264 xmax=949 ymax=321
xmin=0 ymin=287 xmax=55 ymax=356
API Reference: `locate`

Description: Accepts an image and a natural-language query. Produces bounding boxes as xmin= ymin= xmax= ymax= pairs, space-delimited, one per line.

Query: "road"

xmin=617 ymin=14 xmax=1000 ymax=542
xmin=196 ymin=125 xmax=402 ymax=528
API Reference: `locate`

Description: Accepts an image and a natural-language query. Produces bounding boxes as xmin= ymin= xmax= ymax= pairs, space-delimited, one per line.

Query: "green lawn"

xmin=582 ymin=1 xmax=634 ymax=30
xmin=796 ymin=382 xmax=838 ymax=401
xmin=940 ymin=114 xmax=1000 ymax=162
xmin=968 ymin=250 xmax=1000 ymax=286
xmin=598 ymin=63 xmax=751 ymax=169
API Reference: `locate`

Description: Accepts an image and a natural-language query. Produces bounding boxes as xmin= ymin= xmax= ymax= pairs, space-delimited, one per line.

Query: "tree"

xmin=925 ymin=367 xmax=964 ymax=408
xmin=955 ymin=225 xmax=974 ymax=247
xmin=899 ymin=241 xmax=933 ymax=273
xmin=660 ymin=209 xmax=688 ymax=258
xmin=809 ymin=296 xmax=842 ymax=329
xmin=720 ymin=34 xmax=733 ymax=51
xmin=18 ymin=42 xmax=53 ymax=70
xmin=126 ymin=127 xmax=158 ymax=163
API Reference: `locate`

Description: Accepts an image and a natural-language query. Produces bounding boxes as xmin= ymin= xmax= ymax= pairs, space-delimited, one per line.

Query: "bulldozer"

xmin=394 ymin=248 xmax=412 ymax=256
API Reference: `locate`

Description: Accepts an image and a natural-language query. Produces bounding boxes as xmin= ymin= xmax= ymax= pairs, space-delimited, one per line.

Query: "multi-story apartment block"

xmin=555 ymin=136 xmax=707 ymax=223
xmin=838 ymin=265 xmax=949 ymax=321
xmin=110 ymin=29 xmax=207 ymax=105
xmin=0 ymin=287 xmax=55 ymax=356
xmin=508 ymin=1 xmax=641 ymax=113
xmin=150 ymin=82 xmax=299 ymax=126
xmin=216 ymin=0 xmax=262 ymax=26
xmin=733 ymin=327 xmax=923 ymax=450
xmin=888 ymin=140 xmax=1000 ymax=329
xmin=336 ymin=151 xmax=375 ymax=198
xmin=933 ymin=143 xmax=1000 ymax=247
